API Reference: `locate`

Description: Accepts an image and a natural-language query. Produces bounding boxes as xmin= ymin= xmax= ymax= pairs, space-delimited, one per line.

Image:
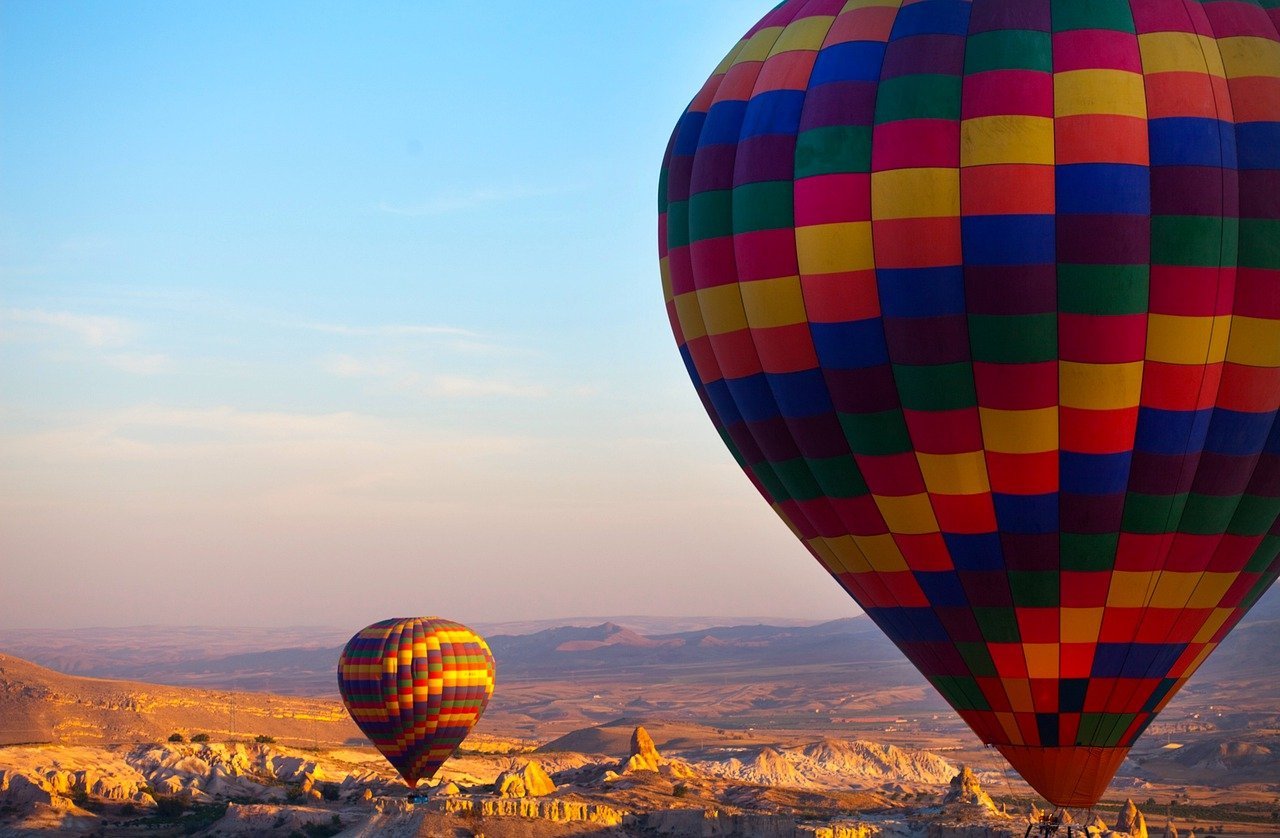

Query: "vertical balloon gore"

xmin=337 ymin=617 xmax=495 ymax=788
xmin=998 ymin=745 xmax=1131 ymax=809
xmin=659 ymin=0 xmax=1280 ymax=809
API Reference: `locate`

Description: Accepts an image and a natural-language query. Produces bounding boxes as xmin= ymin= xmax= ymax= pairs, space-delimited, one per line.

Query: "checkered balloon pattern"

xmin=659 ymin=0 xmax=1280 ymax=808
xmin=337 ymin=617 xmax=495 ymax=787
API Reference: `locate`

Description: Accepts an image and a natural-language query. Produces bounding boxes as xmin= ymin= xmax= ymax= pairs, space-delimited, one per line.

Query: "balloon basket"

xmin=1023 ymin=810 xmax=1101 ymax=838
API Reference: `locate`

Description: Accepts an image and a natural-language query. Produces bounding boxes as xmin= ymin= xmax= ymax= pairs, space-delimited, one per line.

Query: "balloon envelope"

xmin=659 ymin=0 xmax=1280 ymax=808
xmin=337 ymin=617 xmax=495 ymax=787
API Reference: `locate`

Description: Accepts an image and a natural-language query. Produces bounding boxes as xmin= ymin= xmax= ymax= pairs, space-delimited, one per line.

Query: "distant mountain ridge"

xmin=0 ymin=593 xmax=1275 ymax=702
xmin=485 ymin=615 xmax=910 ymax=680
xmin=0 ymin=615 xmax=836 ymax=686
xmin=0 ymin=614 xmax=912 ymax=695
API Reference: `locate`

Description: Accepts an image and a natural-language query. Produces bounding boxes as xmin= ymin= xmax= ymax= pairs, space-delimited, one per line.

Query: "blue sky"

xmin=0 ymin=1 xmax=857 ymax=628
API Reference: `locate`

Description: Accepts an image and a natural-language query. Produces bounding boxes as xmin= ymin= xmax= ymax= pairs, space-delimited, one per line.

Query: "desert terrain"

xmin=1 ymin=594 xmax=1277 ymax=836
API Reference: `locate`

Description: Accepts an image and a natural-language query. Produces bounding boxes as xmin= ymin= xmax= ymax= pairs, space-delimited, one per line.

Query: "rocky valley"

xmin=1 ymin=600 xmax=1277 ymax=835
xmin=0 ymin=718 xmax=1212 ymax=838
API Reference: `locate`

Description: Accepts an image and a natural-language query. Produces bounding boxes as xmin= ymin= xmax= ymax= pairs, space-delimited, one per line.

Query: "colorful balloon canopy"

xmin=659 ymin=0 xmax=1280 ymax=808
xmin=337 ymin=617 xmax=495 ymax=788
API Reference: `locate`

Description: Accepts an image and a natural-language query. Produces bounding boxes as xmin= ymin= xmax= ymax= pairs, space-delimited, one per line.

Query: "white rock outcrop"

xmin=692 ymin=738 xmax=954 ymax=790
xmin=0 ymin=752 xmax=155 ymax=810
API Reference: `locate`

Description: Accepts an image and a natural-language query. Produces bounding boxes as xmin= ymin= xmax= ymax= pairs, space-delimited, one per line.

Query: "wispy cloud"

xmin=102 ymin=352 xmax=175 ymax=375
xmin=375 ymin=183 xmax=576 ymax=217
xmin=0 ymin=404 xmax=533 ymax=511
xmin=113 ymin=404 xmax=379 ymax=438
xmin=324 ymin=354 xmax=400 ymax=379
xmin=56 ymin=235 xmax=120 ymax=259
xmin=302 ymin=322 xmax=479 ymax=339
xmin=321 ymin=354 xmax=547 ymax=399
xmin=1 ymin=307 xmax=173 ymax=375
xmin=0 ymin=406 xmax=391 ymax=467
xmin=428 ymin=375 xmax=547 ymax=399
xmin=0 ymin=307 xmax=135 ymax=347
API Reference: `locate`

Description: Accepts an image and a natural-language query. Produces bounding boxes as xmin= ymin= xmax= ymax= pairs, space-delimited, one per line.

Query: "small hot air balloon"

xmin=660 ymin=0 xmax=1279 ymax=809
xmin=338 ymin=617 xmax=495 ymax=788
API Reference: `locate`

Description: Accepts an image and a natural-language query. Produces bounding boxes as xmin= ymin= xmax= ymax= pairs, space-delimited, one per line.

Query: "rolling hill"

xmin=0 ymin=652 xmax=359 ymax=748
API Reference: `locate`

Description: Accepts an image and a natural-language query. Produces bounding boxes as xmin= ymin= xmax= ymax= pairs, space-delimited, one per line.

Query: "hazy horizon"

xmin=0 ymin=611 xmax=858 ymax=633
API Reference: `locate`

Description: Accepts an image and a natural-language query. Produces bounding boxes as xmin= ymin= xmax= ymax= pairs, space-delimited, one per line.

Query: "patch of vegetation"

xmin=309 ymin=816 xmax=344 ymax=837
xmin=991 ymin=796 xmax=1280 ymax=828
xmin=179 ymin=803 xmax=228 ymax=835
xmin=68 ymin=789 xmax=107 ymax=814
xmin=1160 ymin=801 xmax=1280 ymax=826
xmin=168 ymin=733 xmax=185 ymax=743
xmin=456 ymin=743 xmax=537 ymax=755
xmin=136 ymin=799 xmax=226 ymax=834
xmin=254 ymin=734 xmax=275 ymax=744
xmin=153 ymin=795 xmax=189 ymax=819
xmin=0 ymin=741 xmax=54 ymax=748
xmin=285 ymin=819 xmax=344 ymax=838
xmin=190 ymin=733 xmax=210 ymax=743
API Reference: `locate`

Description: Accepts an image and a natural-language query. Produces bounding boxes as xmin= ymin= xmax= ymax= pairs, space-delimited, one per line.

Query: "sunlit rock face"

xmin=1115 ymin=798 xmax=1150 ymax=838
xmin=495 ymin=760 xmax=556 ymax=798
xmin=622 ymin=725 xmax=662 ymax=774
xmin=942 ymin=766 xmax=997 ymax=814
xmin=620 ymin=725 xmax=695 ymax=779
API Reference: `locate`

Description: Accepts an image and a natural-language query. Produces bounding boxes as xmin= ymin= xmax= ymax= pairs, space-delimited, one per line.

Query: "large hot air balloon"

xmin=337 ymin=617 xmax=495 ymax=788
xmin=659 ymin=0 xmax=1280 ymax=809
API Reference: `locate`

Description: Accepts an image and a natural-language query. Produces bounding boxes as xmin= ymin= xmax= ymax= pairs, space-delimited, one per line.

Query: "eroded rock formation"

xmin=495 ymin=760 xmax=556 ymax=798
xmin=623 ymin=726 xmax=662 ymax=773
xmin=435 ymin=795 xmax=626 ymax=825
xmin=942 ymin=765 xmax=998 ymax=815
xmin=1115 ymin=798 xmax=1150 ymax=838
xmin=620 ymin=725 xmax=696 ymax=779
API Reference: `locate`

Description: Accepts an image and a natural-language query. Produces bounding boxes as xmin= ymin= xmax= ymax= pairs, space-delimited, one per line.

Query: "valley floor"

xmin=2 ymin=728 xmax=1276 ymax=838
